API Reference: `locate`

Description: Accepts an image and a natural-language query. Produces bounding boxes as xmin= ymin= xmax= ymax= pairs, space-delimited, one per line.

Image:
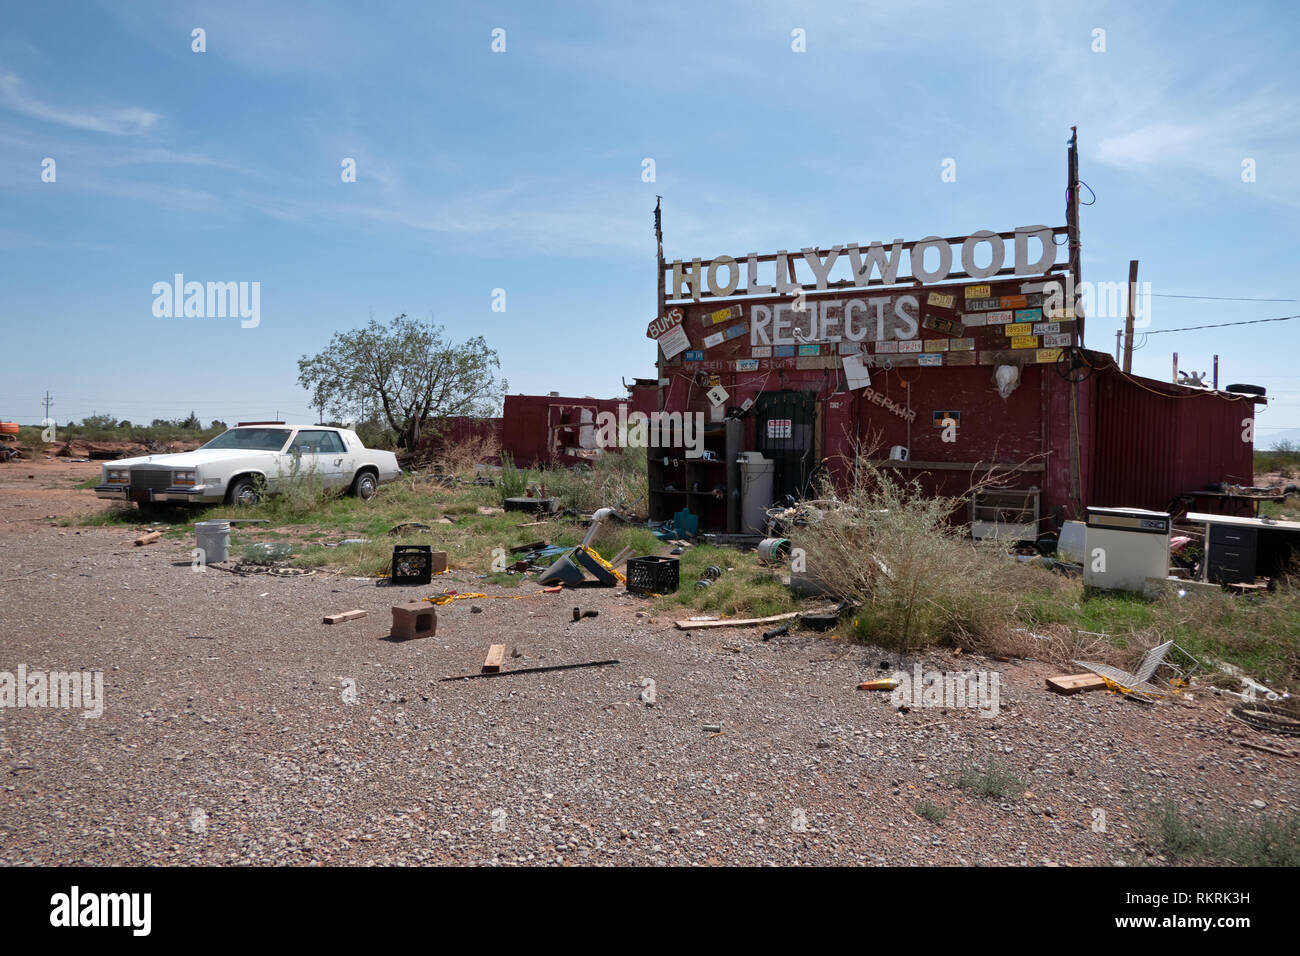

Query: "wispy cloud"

xmin=0 ymin=71 xmax=159 ymax=135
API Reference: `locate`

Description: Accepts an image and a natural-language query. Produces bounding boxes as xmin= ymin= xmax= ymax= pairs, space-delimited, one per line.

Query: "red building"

xmin=646 ymin=140 xmax=1262 ymax=536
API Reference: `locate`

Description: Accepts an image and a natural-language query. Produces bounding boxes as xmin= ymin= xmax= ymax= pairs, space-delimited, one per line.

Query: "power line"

xmin=1141 ymin=313 xmax=1300 ymax=335
xmin=1150 ymin=293 xmax=1296 ymax=302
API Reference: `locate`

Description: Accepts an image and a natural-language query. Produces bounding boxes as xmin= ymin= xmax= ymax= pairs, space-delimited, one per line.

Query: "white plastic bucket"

xmin=195 ymin=520 xmax=230 ymax=564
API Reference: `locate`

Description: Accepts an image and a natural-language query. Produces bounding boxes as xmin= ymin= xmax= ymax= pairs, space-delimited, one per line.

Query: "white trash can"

xmin=194 ymin=520 xmax=230 ymax=564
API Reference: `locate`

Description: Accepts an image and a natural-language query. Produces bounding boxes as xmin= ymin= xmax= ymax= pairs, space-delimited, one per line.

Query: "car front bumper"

xmin=95 ymin=484 xmax=220 ymax=504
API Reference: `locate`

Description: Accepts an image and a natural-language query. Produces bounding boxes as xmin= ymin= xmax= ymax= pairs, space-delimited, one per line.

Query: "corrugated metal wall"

xmin=1089 ymin=366 xmax=1257 ymax=512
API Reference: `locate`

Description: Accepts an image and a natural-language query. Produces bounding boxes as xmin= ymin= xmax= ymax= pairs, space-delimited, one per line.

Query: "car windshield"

xmin=199 ymin=428 xmax=291 ymax=452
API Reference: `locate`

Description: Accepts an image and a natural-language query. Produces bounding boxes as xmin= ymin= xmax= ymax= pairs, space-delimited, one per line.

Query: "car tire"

xmin=229 ymin=476 xmax=261 ymax=507
xmin=352 ymin=470 xmax=378 ymax=500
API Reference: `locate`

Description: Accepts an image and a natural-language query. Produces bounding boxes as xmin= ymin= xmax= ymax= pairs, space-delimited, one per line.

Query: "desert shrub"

xmin=796 ymin=453 xmax=1025 ymax=651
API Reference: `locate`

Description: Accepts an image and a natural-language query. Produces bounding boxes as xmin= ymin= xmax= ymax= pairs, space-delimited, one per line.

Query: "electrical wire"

xmin=1150 ymin=294 xmax=1296 ymax=302
xmin=1141 ymin=314 xmax=1300 ymax=335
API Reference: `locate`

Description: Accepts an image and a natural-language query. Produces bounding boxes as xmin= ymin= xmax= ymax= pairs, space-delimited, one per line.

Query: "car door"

xmin=286 ymin=429 xmax=332 ymax=488
xmin=316 ymin=429 xmax=352 ymax=489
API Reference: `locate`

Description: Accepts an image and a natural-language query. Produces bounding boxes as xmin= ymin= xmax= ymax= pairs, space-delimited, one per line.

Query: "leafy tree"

xmin=210 ymin=420 xmax=227 ymax=431
xmin=81 ymin=413 xmax=118 ymax=430
xmin=297 ymin=314 xmax=506 ymax=450
xmin=117 ymin=420 xmax=132 ymax=429
xmin=180 ymin=411 xmax=202 ymax=430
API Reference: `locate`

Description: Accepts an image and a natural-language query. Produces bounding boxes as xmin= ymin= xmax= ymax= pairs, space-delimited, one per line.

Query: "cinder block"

xmin=430 ymin=550 xmax=448 ymax=574
xmin=390 ymin=601 xmax=437 ymax=640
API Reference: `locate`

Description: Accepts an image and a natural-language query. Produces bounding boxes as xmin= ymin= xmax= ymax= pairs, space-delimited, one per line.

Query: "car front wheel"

xmin=352 ymin=471 xmax=378 ymax=500
xmin=229 ymin=476 xmax=261 ymax=507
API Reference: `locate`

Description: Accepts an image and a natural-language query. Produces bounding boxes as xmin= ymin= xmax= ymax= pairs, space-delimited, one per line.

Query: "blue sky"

xmin=1 ymin=0 xmax=1297 ymax=445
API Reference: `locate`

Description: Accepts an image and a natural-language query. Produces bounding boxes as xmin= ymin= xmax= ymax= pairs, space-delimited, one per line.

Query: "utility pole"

xmin=42 ymin=390 xmax=53 ymax=422
xmin=654 ymin=196 xmax=665 ymax=414
xmin=1115 ymin=329 xmax=1121 ymax=361
xmin=1172 ymin=353 xmax=1179 ymax=384
xmin=1066 ymin=127 xmax=1083 ymax=347
xmin=1213 ymin=355 xmax=1219 ymax=390
xmin=1122 ymin=259 xmax=1139 ymax=373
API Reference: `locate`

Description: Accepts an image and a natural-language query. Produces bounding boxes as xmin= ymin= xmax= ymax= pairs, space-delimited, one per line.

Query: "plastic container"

xmin=194 ymin=520 xmax=230 ymax=564
xmin=757 ymin=537 xmax=792 ymax=563
xmin=625 ymin=556 xmax=679 ymax=595
xmin=391 ymin=545 xmax=433 ymax=585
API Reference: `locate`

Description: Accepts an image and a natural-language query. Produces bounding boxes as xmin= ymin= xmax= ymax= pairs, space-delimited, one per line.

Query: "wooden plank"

xmin=674 ymin=611 xmax=801 ymax=631
xmin=323 ymin=609 xmax=368 ymax=625
xmin=133 ymin=531 xmax=163 ymax=547
xmin=482 ymin=644 xmax=507 ymax=673
xmin=1046 ymin=673 xmax=1108 ymax=694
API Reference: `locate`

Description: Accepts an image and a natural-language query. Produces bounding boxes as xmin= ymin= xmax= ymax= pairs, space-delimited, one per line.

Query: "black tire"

xmin=228 ymin=476 xmax=261 ymax=507
xmin=352 ymin=470 xmax=378 ymax=500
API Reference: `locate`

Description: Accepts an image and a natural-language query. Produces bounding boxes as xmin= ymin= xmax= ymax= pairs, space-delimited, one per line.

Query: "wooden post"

xmin=1172 ymin=352 xmax=1179 ymax=384
xmin=1123 ymin=259 xmax=1138 ymax=373
xmin=1115 ymin=329 xmax=1121 ymax=361
xmin=1065 ymin=127 xmax=1083 ymax=512
xmin=655 ymin=197 xmax=665 ymax=415
xmin=1213 ymin=355 xmax=1219 ymax=390
xmin=1066 ymin=128 xmax=1083 ymax=347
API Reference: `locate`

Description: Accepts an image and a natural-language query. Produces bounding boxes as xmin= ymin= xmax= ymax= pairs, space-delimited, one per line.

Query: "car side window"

xmin=290 ymin=430 xmax=326 ymax=454
xmin=317 ymin=431 xmax=345 ymax=454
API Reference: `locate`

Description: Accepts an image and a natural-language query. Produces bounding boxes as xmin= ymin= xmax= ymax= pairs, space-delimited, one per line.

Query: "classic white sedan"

xmin=95 ymin=423 xmax=401 ymax=507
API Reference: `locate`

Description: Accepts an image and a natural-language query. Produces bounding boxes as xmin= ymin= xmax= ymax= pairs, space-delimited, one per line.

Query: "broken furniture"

xmin=969 ymin=487 xmax=1040 ymax=543
xmin=1081 ymin=507 xmax=1171 ymax=593
xmin=1072 ymin=640 xmax=1199 ymax=701
xmin=1186 ymin=511 xmax=1300 ymax=586
xmin=537 ymin=508 xmax=627 ymax=587
xmin=390 ymin=602 xmax=436 ymax=640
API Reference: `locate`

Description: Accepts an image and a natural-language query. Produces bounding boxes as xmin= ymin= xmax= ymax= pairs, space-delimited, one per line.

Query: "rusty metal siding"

xmin=1089 ymin=366 xmax=1257 ymax=512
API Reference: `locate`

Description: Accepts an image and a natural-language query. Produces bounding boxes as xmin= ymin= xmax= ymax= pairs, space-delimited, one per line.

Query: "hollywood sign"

xmin=666 ymin=225 xmax=1064 ymax=302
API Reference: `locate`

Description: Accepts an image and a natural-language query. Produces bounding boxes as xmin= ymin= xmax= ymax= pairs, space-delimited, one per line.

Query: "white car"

xmin=95 ymin=423 xmax=401 ymax=507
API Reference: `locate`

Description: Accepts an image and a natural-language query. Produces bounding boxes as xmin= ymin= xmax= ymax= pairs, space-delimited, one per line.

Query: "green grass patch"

xmin=956 ymin=755 xmax=1026 ymax=800
xmin=651 ymin=544 xmax=797 ymax=619
xmin=1150 ymin=803 xmax=1300 ymax=866
xmin=915 ymin=800 xmax=947 ymax=823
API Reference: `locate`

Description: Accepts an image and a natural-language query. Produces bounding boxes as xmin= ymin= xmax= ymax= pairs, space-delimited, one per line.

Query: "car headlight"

xmin=173 ymin=470 xmax=197 ymax=486
xmin=106 ymin=469 xmax=129 ymax=484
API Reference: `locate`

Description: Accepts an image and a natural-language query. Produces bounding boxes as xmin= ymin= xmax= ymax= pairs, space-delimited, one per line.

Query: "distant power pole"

xmin=42 ymin=390 xmax=53 ymax=422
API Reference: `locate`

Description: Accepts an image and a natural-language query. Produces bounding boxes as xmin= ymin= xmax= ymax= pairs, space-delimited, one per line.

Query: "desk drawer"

xmin=1208 ymin=546 xmax=1256 ymax=584
xmin=1209 ymin=524 xmax=1258 ymax=548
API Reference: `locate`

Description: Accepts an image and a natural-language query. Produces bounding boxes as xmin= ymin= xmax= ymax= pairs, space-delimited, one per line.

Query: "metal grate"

xmin=130 ymin=468 xmax=173 ymax=490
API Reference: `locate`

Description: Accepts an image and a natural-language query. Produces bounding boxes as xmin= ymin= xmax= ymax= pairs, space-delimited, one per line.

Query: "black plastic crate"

xmin=391 ymin=545 xmax=433 ymax=586
xmin=625 ymin=555 xmax=679 ymax=595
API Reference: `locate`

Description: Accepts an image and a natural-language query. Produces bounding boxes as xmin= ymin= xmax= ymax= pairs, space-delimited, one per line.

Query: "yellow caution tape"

xmin=580 ymin=546 xmax=627 ymax=585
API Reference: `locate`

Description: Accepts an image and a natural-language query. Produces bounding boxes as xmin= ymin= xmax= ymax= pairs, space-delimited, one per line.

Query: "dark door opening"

xmin=757 ymin=390 xmax=816 ymax=501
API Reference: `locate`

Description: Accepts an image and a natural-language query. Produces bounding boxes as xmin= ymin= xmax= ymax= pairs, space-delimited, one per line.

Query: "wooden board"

xmin=674 ymin=611 xmax=802 ymax=630
xmin=482 ymin=644 xmax=507 ymax=673
xmin=1046 ymin=673 xmax=1108 ymax=694
xmin=134 ymin=531 xmax=163 ymax=547
xmin=323 ymin=609 xmax=368 ymax=625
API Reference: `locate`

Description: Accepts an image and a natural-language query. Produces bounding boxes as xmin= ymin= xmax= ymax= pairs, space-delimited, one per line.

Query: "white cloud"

xmin=0 ymin=71 xmax=160 ymax=135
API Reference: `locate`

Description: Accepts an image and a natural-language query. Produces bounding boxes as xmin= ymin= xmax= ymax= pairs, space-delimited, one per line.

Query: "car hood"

xmin=107 ymin=449 xmax=278 ymax=470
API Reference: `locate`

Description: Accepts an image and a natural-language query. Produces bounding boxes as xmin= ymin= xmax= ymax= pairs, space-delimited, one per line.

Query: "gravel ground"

xmin=1 ymin=469 xmax=1297 ymax=866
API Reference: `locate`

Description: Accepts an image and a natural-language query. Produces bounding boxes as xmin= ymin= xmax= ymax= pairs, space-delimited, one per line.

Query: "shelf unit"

xmin=647 ymin=424 xmax=735 ymax=531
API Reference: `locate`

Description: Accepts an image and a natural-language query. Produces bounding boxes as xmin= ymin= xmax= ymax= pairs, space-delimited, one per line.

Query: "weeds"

xmin=915 ymin=801 xmax=947 ymax=823
xmin=1150 ymin=803 xmax=1300 ymax=866
xmin=956 ymin=755 xmax=1025 ymax=800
